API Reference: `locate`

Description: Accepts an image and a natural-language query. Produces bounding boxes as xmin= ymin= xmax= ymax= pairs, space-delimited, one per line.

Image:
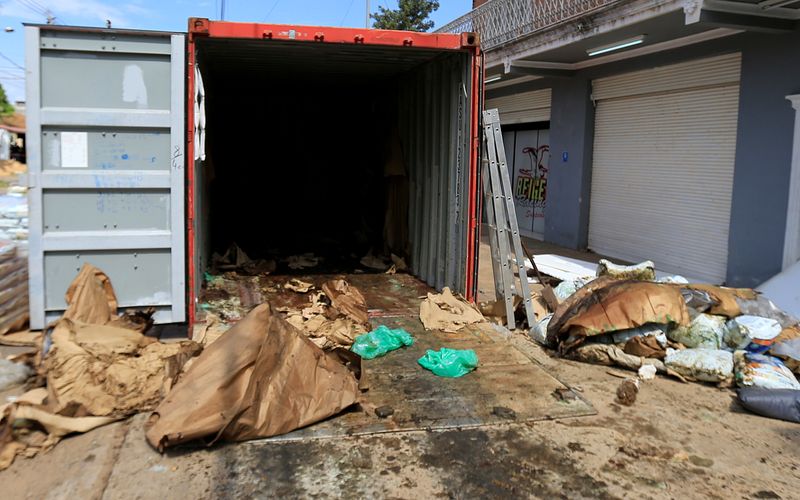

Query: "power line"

xmin=265 ymin=0 xmax=281 ymax=21
xmin=14 ymin=0 xmax=47 ymax=17
xmin=340 ymin=0 xmax=357 ymax=26
xmin=0 ymin=52 xmax=24 ymax=71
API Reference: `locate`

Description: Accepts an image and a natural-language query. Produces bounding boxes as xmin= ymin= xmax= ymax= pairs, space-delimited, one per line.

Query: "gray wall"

xmin=544 ymin=78 xmax=594 ymax=249
xmin=727 ymin=29 xmax=800 ymax=287
xmin=488 ymin=28 xmax=800 ymax=286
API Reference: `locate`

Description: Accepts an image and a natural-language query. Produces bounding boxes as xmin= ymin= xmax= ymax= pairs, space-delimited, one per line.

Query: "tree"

xmin=0 ymin=84 xmax=13 ymax=116
xmin=371 ymin=0 xmax=440 ymax=32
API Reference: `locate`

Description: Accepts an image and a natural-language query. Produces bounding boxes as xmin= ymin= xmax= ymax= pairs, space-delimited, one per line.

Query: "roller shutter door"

xmin=486 ymin=88 xmax=551 ymax=125
xmin=589 ymin=53 xmax=741 ymax=283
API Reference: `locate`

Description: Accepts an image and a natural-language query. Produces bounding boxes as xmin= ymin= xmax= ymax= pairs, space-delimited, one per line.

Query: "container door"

xmin=25 ymin=27 xmax=186 ymax=328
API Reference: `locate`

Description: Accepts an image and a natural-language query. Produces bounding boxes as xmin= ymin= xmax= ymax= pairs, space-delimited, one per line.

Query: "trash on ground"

xmin=667 ymin=313 xmax=728 ymax=349
xmin=546 ymin=277 xmax=689 ymax=352
xmin=553 ymin=278 xmax=591 ymax=302
xmin=770 ymin=325 xmax=800 ymax=373
xmin=374 ymin=405 xmax=394 ymax=418
xmin=624 ymin=335 xmax=666 ymax=360
xmin=351 ymin=325 xmax=414 ymax=360
xmin=419 ymin=287 xmax=485 ymax=333
xmin=679 ymin=284 xmax=757 ymax=318
xmin=145 ymin=304 xmax=360 ymax=451
xmin=664 ymin=348 xmax=733 ymax=383
xmin=734 ymin=351 xmax=800 ymax=390
xmin=596 ymin=259 xmax=656 ymax=281
xmin=0 ymin=265 xmax=200 ymax=470
xmin=566 ymin=343 xmax=669 ymax=375
xmin=0 ymin=329 xmax=42 ymax=347
xmin=322 ymin=279 xmax=369 ymax=325
xmin=359 ymin=251 xmax=388 ymax=271
xmin=531 ymin=313 xmax=553 ymax=345
xmin=616 ymin=378 xmax=640 ymax=405
xmin=284 ymin=278 xmax=314 ymax=293
xmin=417 ymin=348 xmax=478 ymax=378
xmin=725 ymin=315 xmax=782 ymax=353
xmin=638 ymin=364 xmax=657 ymax=381
xmin=0 ymin=358 xmax=31 ymax=391
xmin=737 ymin=387 xmax=800 ymax=423
xmin=286 ymin=253 xmax=320 ymax=270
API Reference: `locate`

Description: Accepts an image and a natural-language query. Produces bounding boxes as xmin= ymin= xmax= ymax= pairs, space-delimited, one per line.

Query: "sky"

xmin=0 ymin=0 xmax=472 ymax=102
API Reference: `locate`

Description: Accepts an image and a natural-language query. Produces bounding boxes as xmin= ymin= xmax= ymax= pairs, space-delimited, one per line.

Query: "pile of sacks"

xmin=531 ymin=260 xmax=800 ymax=422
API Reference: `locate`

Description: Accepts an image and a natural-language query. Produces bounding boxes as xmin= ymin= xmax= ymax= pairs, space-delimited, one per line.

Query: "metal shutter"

xmin=588 ymin=53 xmax=741 ymax=283
xmin=486 ymin=88 xmax=551 ymax=124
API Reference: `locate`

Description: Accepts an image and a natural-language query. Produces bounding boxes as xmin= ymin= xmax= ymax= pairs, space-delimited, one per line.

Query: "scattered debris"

xmin=0 ymin=330 xmax=41 ymax=347
xmin=286 ymin=253 xmax=320 ymax=270
xmin=770 ymin=325 xmax=800 ymax=373
xmin=616 ymin=378 xmax=640 ymax=406
xmin=417 ymin=348 xmax=478 ymax=378
xmin=375 ymin=405 xmax=394 ymax=418
xmin=0 ymin=240 xmax=28 ymax=335
xmin=0 ymin=265 xmax=201 ymax=470
xmin=491 ymin=406 xmax=517 ymax=420
xmin=322 ymin=279 xmax=369 ymax=325
xmin=725 ymin=315 xmax=782 ymax=353
xmin=638 ymin=364 xmax=657 ymax=381
xmin=419 ymin=287 xmax=485 ymax=333
xmin=360 ymin=251 xmax=388 ymax=271
xmin=552 ymin=387 xmax=579 ymax=402
xmin=284 ymin=278 xmax=314 ymax=293
xmin=351 ymin=325 xmax=414 ymax=360
xmin=664 ymin=348 xmax=733 ymax=383
xmin=145 ymin=304 xmax=360 ymax=451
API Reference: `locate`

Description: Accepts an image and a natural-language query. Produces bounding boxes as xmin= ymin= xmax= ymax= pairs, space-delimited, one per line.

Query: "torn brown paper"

xmin=145 ymin=303 xmax=360 ymax=451
xmin=548 ymin=278 xmax=689 ymax=352
xmin=284 ymin=278 xmax=314 ymax=294
xmin=681 ymin=284 xmax=756 ymax=318
xmin=322 ymin=279 xmax=369 ymax=325
xmin=0 ymin=329 xmax=42 ymax=347
xmin=420 ymin=287 xmax=485 ymax=333
xmin=62 ymin=263 xmax=118 ymax=325
xmin=45 ymin=319 xmax=200 ymax=418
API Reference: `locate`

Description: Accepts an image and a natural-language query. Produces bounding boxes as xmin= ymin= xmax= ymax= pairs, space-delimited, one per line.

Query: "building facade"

xmin=439 ymin=0 xmax=800 ymax=287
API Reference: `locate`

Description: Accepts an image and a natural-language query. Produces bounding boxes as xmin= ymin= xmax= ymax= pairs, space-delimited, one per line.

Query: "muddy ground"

xmin=2 ymin=241 xmax=798 ymax=499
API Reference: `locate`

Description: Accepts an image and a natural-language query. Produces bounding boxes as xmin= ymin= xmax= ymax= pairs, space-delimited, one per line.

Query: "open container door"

xmin=185 ymin=19 xmax=482 ymax=327
xmin=25 ymin=25 xmax=186 ymax=328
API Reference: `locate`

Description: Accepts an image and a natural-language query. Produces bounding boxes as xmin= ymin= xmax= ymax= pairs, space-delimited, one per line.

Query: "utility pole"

xmin=221 ymin=0 xmax=226 ymax=20
xmin=365 ymin=0 xmax=370 ymax=28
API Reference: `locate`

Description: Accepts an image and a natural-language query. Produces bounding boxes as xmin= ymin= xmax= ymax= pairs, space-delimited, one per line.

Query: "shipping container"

xmin=25 ymin=21 xmax=483 ymax=330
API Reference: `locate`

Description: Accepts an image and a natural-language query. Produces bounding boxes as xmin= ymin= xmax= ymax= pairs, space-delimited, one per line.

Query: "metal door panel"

xmin=27 ymin=27 xmax=185 ymax=329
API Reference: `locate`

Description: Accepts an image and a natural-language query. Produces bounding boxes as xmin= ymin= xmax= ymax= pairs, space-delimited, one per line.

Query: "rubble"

xmin=616 ymin=378 xmax=639 ymax=406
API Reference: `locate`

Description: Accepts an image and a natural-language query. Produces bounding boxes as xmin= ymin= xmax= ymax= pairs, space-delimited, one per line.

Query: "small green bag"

xmin=418 ymin=348 xmax=479 ymax=378
xmin=351 ymin=325 xmax=414 ymax=360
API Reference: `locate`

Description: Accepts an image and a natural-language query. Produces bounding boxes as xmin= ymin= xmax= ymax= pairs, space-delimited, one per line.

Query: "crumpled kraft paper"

xmin=322 ymin=279 xmax=369 ymax=325
xmin=62 ymin=263 xmax=118 ymax=325
xmin=45 ymin=319 xmax=201 ymax=418
xmin=419 ymin=287 xmax=485 ymax=333
xmin=145 ymin=303 xmax=360 ymax=451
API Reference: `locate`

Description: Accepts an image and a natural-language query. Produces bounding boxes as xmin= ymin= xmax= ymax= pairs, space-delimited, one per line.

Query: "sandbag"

xmin=725 ymin=315 xmax=782 ymax=353
xmin=596 ymin=259 xmax=655 ymax=281
xmin=667 ymin=314 xmax=728 ymax=349
xmin=664 ymin=348 xmax=733 ymax=383
xmin=734 ymin=351 xmax=800 ymax=390
xmin=737 ymin=387 xmax=800 ymax=424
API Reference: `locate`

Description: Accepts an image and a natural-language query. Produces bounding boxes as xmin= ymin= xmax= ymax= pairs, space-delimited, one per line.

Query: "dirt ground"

xmin=2 ymin=240 xmax=798 ymax=499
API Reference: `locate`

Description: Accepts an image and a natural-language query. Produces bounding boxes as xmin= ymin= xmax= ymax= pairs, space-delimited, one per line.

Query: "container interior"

xmin=192 ymin=38 xmax=473 ymax=310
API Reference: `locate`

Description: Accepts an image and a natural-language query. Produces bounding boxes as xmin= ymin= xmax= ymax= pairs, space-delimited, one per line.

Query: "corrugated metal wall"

xmin=399 ymin=53 xmax=472 ymax=293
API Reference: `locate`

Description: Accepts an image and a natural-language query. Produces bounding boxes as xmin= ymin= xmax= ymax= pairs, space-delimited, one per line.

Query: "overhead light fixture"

xmin=587 ymin=35 xmax=645 ymax=57
xmin=484 ymin=74 xmax=502 ymax=83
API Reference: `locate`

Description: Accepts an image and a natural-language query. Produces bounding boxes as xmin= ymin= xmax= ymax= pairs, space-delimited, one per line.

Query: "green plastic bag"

xmin=351 ymin=325 xmax=414 ymax=360
xmin=418 ymin=348 xmax=479 ymax=378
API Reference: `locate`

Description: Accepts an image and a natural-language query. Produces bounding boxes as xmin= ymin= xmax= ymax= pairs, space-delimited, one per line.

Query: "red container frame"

xmin=186 ymin=18 xmax=483 ymax=327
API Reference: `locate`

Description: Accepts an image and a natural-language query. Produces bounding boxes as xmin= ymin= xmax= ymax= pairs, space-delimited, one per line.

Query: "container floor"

xmin=196 ymin=271 xmax=594 ymax=439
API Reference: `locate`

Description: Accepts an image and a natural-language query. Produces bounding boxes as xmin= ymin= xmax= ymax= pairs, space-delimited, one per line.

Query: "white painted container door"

xmin=589 ymin=53 xmax=741 ymax=283
xmin=25 ymin=27 xmax=185 ymax=328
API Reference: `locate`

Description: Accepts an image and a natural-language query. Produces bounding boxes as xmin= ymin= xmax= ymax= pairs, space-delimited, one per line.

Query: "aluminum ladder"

xmin=482 ymin=108 xmax=536 ymax=330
